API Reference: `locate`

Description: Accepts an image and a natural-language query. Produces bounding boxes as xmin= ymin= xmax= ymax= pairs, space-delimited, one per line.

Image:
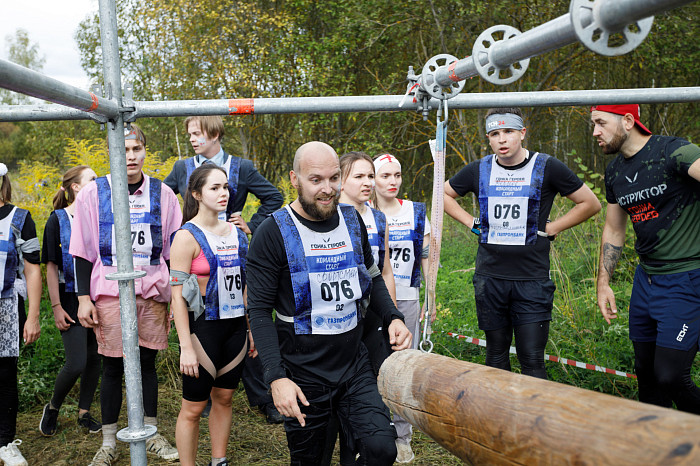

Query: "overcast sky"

xmin=1 ymin=0 xmax=97 ymax=91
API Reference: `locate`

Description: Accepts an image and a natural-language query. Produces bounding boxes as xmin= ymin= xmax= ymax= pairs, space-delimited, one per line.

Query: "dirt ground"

xmin=16 ymin=381 xmax=461 ymax=465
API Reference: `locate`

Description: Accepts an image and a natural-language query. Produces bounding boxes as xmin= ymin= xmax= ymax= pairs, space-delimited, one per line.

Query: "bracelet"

xmin=51 ymin=303 xmax=61 ymax=308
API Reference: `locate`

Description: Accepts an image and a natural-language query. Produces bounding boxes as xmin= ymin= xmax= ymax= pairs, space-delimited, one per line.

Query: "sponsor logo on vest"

xmin=677 ymin=324 xmax=689 ymax=342
xmin=625 ymin=173 xmax=638 ymax=183
xmin=617 ymin=183 xmax=667 ymax=207
xmin=311 ymin=241 xmax=346 ymax=250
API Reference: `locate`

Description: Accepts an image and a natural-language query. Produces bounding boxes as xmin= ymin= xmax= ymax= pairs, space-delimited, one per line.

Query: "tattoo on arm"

xmin=602 ymin=243 xmax=623 ymax=278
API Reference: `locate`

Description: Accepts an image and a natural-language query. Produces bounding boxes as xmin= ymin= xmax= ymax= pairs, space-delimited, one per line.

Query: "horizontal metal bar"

xmin=0 ymin=59 xmax=119 ymax=119
xmin=0 ymin=105 xmax=96 ymax=121
xmin=1 ymin=87 xmax=698 ymax=122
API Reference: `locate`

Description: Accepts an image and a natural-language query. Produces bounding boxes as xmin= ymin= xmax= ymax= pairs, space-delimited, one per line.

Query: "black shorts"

xmin=284 ymin=355 xmax=396 ymax=463
xmin=473 ymin=273 xmax=555 ymax=331
xmin=181 ymin=313 xmax=248 ymax=402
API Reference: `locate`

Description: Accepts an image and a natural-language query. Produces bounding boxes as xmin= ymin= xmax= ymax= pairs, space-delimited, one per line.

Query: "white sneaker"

xmin=0 ymin=440 xmax=28 ymax=466
xmin=88 ymin=445 xmax=119 ymax=466
xmin=395 ymin=440 xmax=415 ymax=463
xmin=146 ymin=433 xmax=179 ymax=461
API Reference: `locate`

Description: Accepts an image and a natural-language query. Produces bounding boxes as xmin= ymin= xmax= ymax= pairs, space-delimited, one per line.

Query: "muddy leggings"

xmin=484 ymin=321 xmax=550 ymax=379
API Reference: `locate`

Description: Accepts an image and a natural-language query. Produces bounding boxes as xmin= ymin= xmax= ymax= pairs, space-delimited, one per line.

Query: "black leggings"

xmin=101 ymin=347 xmax=158 ymax=424
xmin=633 ymin=341 xmax=700 ymax=414
xmin=51 ymin=325 xmax=101 ymax=411
xmin=485 ymin=321 xmax=550 ymax=379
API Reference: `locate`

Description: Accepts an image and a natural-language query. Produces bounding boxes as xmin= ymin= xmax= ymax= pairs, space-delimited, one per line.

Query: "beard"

xmin=601 ymin=124 xmax=628 ymax=154
xmin=297 ymin=182 xmax=339 ymax=221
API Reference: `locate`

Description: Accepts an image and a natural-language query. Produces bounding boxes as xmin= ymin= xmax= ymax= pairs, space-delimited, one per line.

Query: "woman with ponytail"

xmin=170 ymin=163 xmax=255 ymax=466
xmin=0 ymin=163 xmax=42 ymax=466
xmin=39 ymin=165 xmax=101 ymax=438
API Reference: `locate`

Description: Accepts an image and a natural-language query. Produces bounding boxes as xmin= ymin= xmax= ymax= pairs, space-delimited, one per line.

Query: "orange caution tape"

xmin=228 ymin=99 xmax=254 ymax=115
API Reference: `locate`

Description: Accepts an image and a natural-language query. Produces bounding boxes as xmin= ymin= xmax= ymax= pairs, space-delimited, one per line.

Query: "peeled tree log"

xmin=378 ymin=350 xmax=700 ymax=465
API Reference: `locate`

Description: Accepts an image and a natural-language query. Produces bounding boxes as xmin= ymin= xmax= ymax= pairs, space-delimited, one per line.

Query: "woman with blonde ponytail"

xmin=39 ymin=165 xmax=101 ymax=438
xmin=0 ymin=163 xmax=43 ymax=466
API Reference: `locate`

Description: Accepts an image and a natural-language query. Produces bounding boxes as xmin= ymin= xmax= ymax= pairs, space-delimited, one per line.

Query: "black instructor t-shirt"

xmin=604 ymin=135 xmax=700 ymax=274
xmin=449 ymin=152 xmax=583 ymax=280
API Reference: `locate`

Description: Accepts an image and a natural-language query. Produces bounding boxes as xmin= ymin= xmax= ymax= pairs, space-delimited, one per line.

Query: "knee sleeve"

xmin=485 ymin=327 xmax=513 ymax=371
xmin=632 ymin=341 xmax=672 ymax=408
xmin=654 ymin=345 xmax=700 ymax=414
xmin=514 ymin=322 xmax=549 ymax=379
xmin=356 ymin=434 xmax=396 ymax=466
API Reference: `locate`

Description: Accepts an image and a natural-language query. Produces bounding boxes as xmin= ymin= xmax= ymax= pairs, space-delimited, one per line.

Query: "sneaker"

xmin=261 ymin=403 xmax=284 ymax=424
xmin=39 ymin=403 xmax=59 ymax=436
xmin=395 ymin=440 xmax=415 ymax=463
xmin=88 ymin=445 xmax=118 ymax=466
xmin=146 ymin=433 xmax=179 ymax=461
xmin=78 ymin=412 xmax=103 ymax=433
xmin=0 ymin=440 xmax=28 ymax=466
xmin=208 ymin=461 xmax=229 ymax=466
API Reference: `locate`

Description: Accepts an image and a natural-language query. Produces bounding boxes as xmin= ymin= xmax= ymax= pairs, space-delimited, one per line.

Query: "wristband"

xmin=470 ymin=218 xmax=481 ymax=236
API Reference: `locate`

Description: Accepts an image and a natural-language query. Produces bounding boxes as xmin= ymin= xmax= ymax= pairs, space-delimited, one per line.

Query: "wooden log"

xmin=378 ymin=349 xmax=700 ymax=465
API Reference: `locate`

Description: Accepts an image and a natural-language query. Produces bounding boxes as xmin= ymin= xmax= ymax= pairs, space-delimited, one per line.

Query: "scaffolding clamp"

xmin=473 ymin=25 xmax=530 ymax=85
xmin=121 ymin=82 xmax=138 ymax=123
xmin=570 ymin=0 xmax=654 ymax=56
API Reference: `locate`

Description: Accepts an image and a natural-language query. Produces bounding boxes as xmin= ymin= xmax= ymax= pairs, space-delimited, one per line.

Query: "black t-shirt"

xmin=449 ymin=152 xmax=583 ymax=280
xmin=0 ymin=204 xmax=40 ymax=264
xmin=42 ymin=211 xmax=80 ymax=322
xmin=247 ymin=206 xmax=400 ymax=387
xmin=604 ymin=135 xmax=700 ymax=274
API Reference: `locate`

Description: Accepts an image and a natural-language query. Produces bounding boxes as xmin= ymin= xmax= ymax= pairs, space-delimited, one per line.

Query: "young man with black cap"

xmin=591 ymin=104 xmax=700 ymax=413
xmin=444 ymin=107 xmax=600 ymax=379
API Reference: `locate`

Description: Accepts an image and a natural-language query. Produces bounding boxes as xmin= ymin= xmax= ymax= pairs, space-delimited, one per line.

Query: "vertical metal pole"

xmin=97 ymin=0 xmax=154 ymax=464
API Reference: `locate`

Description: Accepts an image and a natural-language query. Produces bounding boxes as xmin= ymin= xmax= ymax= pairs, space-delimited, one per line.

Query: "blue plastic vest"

xmin=97 ymin=176 xmax=163 ymax=266
xmin=55 ymin=209 xmax=76 ymax=293
xmin=272 ymin=205 xmax=372 ymax=335
xmin=181 ymin=222 xmax=248 ymax=320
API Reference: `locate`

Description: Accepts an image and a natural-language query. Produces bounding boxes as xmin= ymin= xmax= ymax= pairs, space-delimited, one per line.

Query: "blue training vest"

xmin=272 ymin=205 xmax=372 ymax=335
xmin=1 ymin=208 xmax=28 ymax=299
xmin=180 ymin=222 xmax=248 ymax=320
xmin=371 ymin=207 xmax=387 ymax=270
xmin=97 ymin=176 xmax=163 ymax=266
xmin=55 ymin=209 xmax=76 ymax=293
xmin=477 ymin=153 xmax=549 ymax=245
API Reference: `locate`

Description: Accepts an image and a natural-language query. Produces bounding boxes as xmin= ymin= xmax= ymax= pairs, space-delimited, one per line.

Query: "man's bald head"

xmin=293 ymin=141 xmax=338 ymax=173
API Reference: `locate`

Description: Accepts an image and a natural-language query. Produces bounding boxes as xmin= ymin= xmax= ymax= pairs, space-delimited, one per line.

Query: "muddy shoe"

xmin=146 ymin=433 xmax=179 ymax=461
xmin=88 ymin=446 xmax=118 ymax=466
xmin=78 ymin=412 xmax=102 ymax=433
xmin=395 ymin=440 xmax=415 ymax=463
xmin=39 ymin=404 xmax=59 ymax=437
xmin=0 ymin=440 xmax=28 ymax=466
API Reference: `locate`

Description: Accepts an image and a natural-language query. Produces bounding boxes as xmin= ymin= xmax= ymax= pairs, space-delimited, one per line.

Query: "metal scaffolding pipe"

xmin=433 ymin=0 xmax=697 ymax=87
xmin=0 ymin=59 xmax=118 ymax=120
xmin=1 ymin=87 xmax=699 ymax=122
xmin=598 ymin=0 xmax=693 ymax=32
xmin=97 ymin=0 xmax=153 ymax=464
